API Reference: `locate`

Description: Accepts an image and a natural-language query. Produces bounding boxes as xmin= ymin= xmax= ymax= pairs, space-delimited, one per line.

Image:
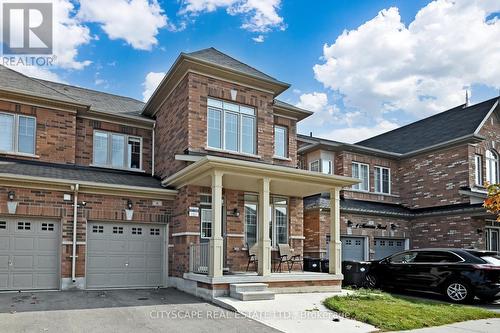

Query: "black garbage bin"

xmin=303 ymin=257 xmax=321 ymax=272
xmin=320 ymin=258 xmax=329 ymax=273
xmin=341 ymin=261 xmax=371 ymax=287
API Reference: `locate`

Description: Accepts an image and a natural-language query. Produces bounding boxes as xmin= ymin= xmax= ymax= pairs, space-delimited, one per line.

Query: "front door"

xmin=486 ymin=227 xmax=500 ymax=251
xmin=200 ymin=206 xmax=227 ymax=268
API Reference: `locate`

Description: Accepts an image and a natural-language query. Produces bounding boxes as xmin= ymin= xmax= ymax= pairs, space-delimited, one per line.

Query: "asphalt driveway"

xmin=0 ymin=288 xmax=280 ymax=333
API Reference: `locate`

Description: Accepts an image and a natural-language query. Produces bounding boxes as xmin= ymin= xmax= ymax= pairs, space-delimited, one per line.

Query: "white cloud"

xmin=142 ymin=71 xmax=165 ymax=101
xmin=317 ymin=120 xmax=399 ymax=144
xmin=180 ymin=0 xmax=285 ymax=33
xmin=10 ymin=65 xmax=66 ymax=83
xmin=296 ymin=92 xmax=342 ymax=127
xmin=252 ymin=35 xmax=265 ymax=43
xmin=78 ymin=0 xmax=170 ymax=50
xmin=313 ymin=0 xmax=500 ymax=119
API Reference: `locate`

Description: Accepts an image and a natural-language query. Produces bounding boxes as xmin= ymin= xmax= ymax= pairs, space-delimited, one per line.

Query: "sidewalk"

xmin=393 ymin=319 xmax=500 ymax=333
xmin=214 ymin=291 xmax=377 ymax=333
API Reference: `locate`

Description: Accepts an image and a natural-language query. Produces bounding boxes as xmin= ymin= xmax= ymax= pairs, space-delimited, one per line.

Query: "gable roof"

xmin=356 ymin=97 xmax=499 ymax=154
xmin=185 ymin=47 xmax=281 ymax=84
xmin=0 ymin=65 xmax=79 ymax=105
xmin=37 ymin=79 xmax=146 ymax=118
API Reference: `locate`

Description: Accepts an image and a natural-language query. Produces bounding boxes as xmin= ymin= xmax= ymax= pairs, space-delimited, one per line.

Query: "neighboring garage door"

xmin=341 ymin=236 xmax=365 ymax=261
xmin=86 ymin=222 xmax=165 ymax=289
xmin=0 ymin=218 xmax=60 ymax=291
xmin=374 ymin=238 xmax=405 ymax=260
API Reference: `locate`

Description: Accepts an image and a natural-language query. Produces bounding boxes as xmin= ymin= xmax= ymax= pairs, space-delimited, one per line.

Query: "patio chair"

xmin=277 ymin=244 xmax=303 ymax=272
xmin=246 ymin=244 xmax=258 ymax=272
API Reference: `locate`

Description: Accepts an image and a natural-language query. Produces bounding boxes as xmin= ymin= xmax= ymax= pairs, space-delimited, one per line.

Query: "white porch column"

xmin=258 ymin=177 xmax=271 ymax=276
xmin=209 ymin=170 xmax=224 ymax=277
xmin=329 ymin=187 xmax=342 ymax=275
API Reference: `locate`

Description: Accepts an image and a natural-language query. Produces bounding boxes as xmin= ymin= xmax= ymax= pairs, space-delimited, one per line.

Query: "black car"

xmin=365 ymin=248 xmax=500 ymax=303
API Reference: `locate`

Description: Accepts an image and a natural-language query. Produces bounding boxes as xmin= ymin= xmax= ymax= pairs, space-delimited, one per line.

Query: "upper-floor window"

xmin=0 ymin=112 xmax=36 ymax=155
xmin=352 ymin=162 xmax=369 ymax=191
xmin=93 ymin=130 xmax=142 ymax=170
xmin=374 ymin=166 xmax=391 ymax=194
xmin=207 ymin=98 xmax=256 ymax=155
xmin=322 ymin=160 xmax=332 ymax=175
xmin=486 ymin=149 xmax=499 ymax=184
xmin=475 ymin=154 xmax=483 ymax=186
xmin=310 ymin=160 xmax=320 ymax=172
xmin=274 ymin=125 xmax=287 ymax=158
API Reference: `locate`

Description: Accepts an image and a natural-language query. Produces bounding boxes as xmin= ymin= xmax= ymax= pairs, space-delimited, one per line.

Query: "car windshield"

xmin=481 ymin=256 xmax=500 ymax=266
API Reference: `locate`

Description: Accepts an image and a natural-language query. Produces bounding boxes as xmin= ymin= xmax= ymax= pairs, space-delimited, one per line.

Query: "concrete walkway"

xmin=215 ymin=291 xmax=377 ymax=333
xmin=394 ymin=318 xmax=500 ymax=333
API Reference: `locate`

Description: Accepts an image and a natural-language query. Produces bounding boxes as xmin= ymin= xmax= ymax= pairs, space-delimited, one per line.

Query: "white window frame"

xmin=352 ymin=162 xmax=370 ymax=192
xmin=92 ymin=130 xmax=143 ymax=171
xmin=206 ymin=98 xmax=257 ymax=155
xmin=374 ymin=166 xmax=391 ymax=194
xmin=474 ymin=154 xmax=483 ymax=186
xmin=0 ymin=112 xmax=36 ymax=156
xmin=486 ymin=149 xmax=499 ymax=184
xmin=274 ymin=125 xmax=288 ymax=158
xmin=244 ymin=194 xmax=259 ymax=247
xmin=321 ymin=159 xmax=333 ymax=175
xmin=270 ymin=196 xmax=289 ymax=247
xmin=310 ymin=160 xmax=320 ymax=172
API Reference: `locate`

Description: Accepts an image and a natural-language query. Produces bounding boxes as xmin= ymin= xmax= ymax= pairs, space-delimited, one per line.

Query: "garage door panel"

xmin=12 ymin=255 xmax=34 ymax=269
xmin=11 ymin=273 xmax=34 ymax=288
xmin=0 ymin=255 xmax=9 ymax=269
xmin=0 ymin=273 xmax=8 ymax=288
xmin=14 ymin=237 xmax=35 ymax=250
xmin=37 ymin=255 xmax=58 ymax=270
xmin=36 ymin=273 xmax=59 ymax=289
xmin=38 ymin=238 xmax=59 ymax=251
xmin=86 ymin=222 xmax=165 ymax=289
xmin=341 ymin=237 xmax=365 ymax=261
xmin=374 ymin=238 xmax=405 ymax=260
xmin=0 ymin=235 xmax=9 ymax=250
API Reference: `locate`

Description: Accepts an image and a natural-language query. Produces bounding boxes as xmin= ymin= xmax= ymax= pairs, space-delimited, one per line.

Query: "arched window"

xmin=486 ymin=149 xmax=499 ymax=184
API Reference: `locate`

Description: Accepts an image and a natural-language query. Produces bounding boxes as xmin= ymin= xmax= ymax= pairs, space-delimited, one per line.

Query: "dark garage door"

xmin=0 ymin=218 xmax=59 ymax=291
xmin=86 ymin=222 xmax=165 ymax=289
xmin=341 ymin=236 xmax=365 ymax=261
xmin=374 ymin=238 xmax=405 ymax=260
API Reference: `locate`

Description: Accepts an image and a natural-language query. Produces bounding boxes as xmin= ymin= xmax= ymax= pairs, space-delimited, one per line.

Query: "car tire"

xmin=443 ymin=280 xmax=474 ymax=304
xmin=365 ymin=273 xmax=379 ymax=289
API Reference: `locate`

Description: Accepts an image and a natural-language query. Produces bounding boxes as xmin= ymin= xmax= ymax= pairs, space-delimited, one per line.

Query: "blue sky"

xmin=5 ymin=0 xmax=500 ymax=143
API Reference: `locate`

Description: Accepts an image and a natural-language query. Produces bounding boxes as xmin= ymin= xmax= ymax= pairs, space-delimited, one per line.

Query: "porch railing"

xmin=189 ymin=242 xmax=209 ymax=274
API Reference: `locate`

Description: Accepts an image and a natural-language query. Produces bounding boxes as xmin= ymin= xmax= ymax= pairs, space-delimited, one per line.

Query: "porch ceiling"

xmin=162 ymin=156 xmax=359 ymax=197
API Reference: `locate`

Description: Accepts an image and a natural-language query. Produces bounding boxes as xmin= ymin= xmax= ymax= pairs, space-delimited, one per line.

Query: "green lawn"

xmin=323 ymin=289 xmax=500 ymax=331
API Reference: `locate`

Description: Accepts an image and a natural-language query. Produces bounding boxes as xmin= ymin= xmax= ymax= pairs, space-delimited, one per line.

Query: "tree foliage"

xmin=484 ymin=183 xmax=500 ymax=222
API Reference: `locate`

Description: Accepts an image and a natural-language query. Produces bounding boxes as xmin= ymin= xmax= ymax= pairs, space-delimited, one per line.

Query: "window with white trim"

xmin=322 ymin=160 xmax=332 ymax=175
xmin=93 ymin=130 xmax=142 ymax=170
xmin=352 ymin=162 xmax=369 ymax=191
xmin=207 ymin=98 xmax=256 ymax=155
xmin=374 ymin=166 xmax=391 ymax=194
xmin=475 ymin=154 xmax=483 ymax=186
xmin=486 ymin=150 xmax=499 ymax=184
xmin=274 ymin=125 xmax=287 ymax=158
xmin=0 ymin=112 xmax=36 ymax=155
xmin=310 ymin=160 xmax=320 ymax=172
xmin=244 ymin=194 xmax=258 ymax=247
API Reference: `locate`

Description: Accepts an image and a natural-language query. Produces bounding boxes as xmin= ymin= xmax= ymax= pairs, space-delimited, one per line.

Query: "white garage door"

xmin=86 ymin=222 xmax=165 ymax=289
xmin=0 ymin=218 xmax=60 ymax=291
xmin=374 ymin=238 xmax=406 ymax=260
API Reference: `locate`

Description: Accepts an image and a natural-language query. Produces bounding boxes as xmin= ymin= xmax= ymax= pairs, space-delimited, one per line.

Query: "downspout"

xmin=72 ymin=184 xmax=79 ymax=283
xmin=152 ymin=121 xmax=156 ymax=177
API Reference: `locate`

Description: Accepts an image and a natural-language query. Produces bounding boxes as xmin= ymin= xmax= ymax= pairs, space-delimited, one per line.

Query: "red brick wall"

xmin=76 ymin=118 xmax=153 ymax=173
xmin=0 ymin=100 xmax=76 ymax=164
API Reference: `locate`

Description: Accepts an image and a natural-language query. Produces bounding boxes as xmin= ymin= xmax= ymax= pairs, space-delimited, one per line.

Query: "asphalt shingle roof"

xmin=185 ymin=47 xmax=282 ymax=84
xmin=0 ymin=158 xmax=164 ymax=189
xmin=357 ymin=97 xmax=498 ymax=154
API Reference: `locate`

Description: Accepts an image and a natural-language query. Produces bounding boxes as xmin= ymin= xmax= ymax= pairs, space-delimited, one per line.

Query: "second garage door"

xmin=86 ymin=222 xmax=165 ymax=289
xmin=374 ymin=238 xmax=405 ymax=260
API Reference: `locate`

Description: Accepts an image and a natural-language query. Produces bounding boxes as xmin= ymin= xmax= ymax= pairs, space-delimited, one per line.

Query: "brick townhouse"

xmin=0 ymin=47 xmax=497 ymax=299
xmin=299 ymin=97 xmax=500 ymax=261
xmin=0 ymin=48 xmax=358 ymax=299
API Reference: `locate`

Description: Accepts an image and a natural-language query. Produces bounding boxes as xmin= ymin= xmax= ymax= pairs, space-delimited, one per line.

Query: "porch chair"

xmin=246 ymin=244 xmax=258 ymax=272
xmin=277 ymin=244 xmax=303 ymax=272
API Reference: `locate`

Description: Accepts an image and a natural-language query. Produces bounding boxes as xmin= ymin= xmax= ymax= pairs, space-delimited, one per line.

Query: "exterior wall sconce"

xmin=231 ymin=208 xmax=240 ymax=217
xmin=347 ymin=220 xmax=353 ymax=228
xmin=476 ymin=228 xmax=483 ymax=234
xmin=125 ymin=199 xmax=134 ymax=221
xmin=7 ymin=191 xmax=17 ymax=214
xmin=230 ymin=89 xmax=238 ymax=101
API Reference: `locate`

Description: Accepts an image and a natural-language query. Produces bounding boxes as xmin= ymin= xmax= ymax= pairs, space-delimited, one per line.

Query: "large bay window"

xmin=352 ymin=162 xmax=369 ymax=191
xmin=0 ymin=112 xmax=36 ymax=155
xmin=486 ymin=150 xmax=499 ymax=184
xmin=207 ymin=98 xmax=256 ymax=155
xmin=374 ymin=166 xmax=391 ymax=194
xmin=93 ymin=130 xmax=142 ymax=170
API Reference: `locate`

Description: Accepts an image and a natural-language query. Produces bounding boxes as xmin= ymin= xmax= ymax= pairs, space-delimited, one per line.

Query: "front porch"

xmin=164 ymin=155 xmax=358 ymax=299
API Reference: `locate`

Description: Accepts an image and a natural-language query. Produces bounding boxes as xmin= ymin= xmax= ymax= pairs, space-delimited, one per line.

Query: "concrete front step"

xmin=230 ymin=283 xmax=268 ymax=293
xmin=229 ymin=283 xmax=275 ymax=301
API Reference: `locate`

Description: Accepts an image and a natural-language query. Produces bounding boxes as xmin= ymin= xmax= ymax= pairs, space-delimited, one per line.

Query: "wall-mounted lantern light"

xmin=7 ymin=191 xmax=17 ymax=214
xmin=127 ymin=199 xmax=133 ymax=210
xmin=347 ymin=220 xmax=353 ymax=228
xmin=7 ymin=191 xmax=15 ymax=201
xmin=125 ymin=199 xmax=134 ymax=221
xmin=232 ymin=208 xmax=240 ymax=217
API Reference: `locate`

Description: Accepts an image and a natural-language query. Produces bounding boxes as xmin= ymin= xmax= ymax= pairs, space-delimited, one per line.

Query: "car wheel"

xmin=365 ymin=273 xmax=378 ymax=289
xmin=444 ymin=280 xmax=474 ymax=303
